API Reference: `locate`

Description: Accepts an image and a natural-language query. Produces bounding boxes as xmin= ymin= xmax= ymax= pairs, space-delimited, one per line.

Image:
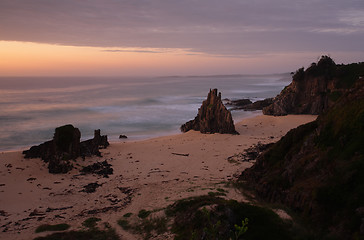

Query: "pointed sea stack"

xmin=181 ymin=89 xmax=238 ymax=134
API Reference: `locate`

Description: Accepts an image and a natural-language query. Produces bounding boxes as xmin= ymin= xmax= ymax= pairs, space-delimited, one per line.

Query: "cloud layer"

xmin=1 ymin=0 xmax=363 ymax=56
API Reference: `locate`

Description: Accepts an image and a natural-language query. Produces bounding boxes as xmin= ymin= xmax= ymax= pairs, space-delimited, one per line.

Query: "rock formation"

xmin=240 ymin=78 xmax=364 ymax=239
xmin=263 ymin=56 xmax=364 ymax=116
xmin=23 ymin=125 xmax=109 ymax=173
xmin=226 ymin=98 xmax=273 ymax=111
xmin=80 ymin=129 xmax=109 ymax=158
xmin=80 ymin=160 xmax=113 ymax=178
xmin=23 ymin=125 xmax=81 ymax=173
xmin=225 ymin=98 xmax=252 ymax=107
xmin=181 ymin=89 xmax=238 ymax=134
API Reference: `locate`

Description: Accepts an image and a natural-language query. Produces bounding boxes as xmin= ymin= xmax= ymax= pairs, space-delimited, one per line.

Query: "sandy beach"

xmin=0 ymin=114 xmax=317 ymax=240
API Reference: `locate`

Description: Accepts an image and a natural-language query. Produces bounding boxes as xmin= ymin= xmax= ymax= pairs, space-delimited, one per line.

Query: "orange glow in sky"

xmin=1 ymin=41 xmax=362 ymax=77
xmin=2 ymin=41 xmax=273 ymax=76
xmin=0 ymin=1 xmax=362 ymax=77
xmin=0 ymin=41 xmax=304 ymax=76
xmin=0 ymin=41 xmax=206 ymax=76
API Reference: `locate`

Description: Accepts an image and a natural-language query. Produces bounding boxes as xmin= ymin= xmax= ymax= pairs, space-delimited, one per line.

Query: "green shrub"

xmin=234 ymin=218 xmax=249 ymax=240
xmin=123 ymin=212 xmax=132 ymax=218
xmin=82 ymin=217 xmax=101 ymax=229
xmin=117 ymin=219 xmax=131 ymax=230
xmin=33 ymin=228 xmax=119 ymax=240
xmin=136 ymin=217 xmax=168 ymax=236
xmin=118 ymin=215 xmax=168 ymax=239
xmin=168 ymin=195 xmax=295 ymax=240
xmin=35 ymin=223 xmax=70 ymax=233
xmin=138 ymin=209 xmax=151 ymax=219
xmin=34 ymin=220 xmax=119 ymax=240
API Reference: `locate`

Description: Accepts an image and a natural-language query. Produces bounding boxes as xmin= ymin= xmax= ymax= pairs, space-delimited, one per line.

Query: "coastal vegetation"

xmin=33 ymin=218 xmax=119 ymax=240
xmin=263 ymin=56 xmax=364 ymax=115
xmin=118 ymin=210 xmax=168 ymax=239
xmin=35 ymin=223 xmax=70 ymax=233
xmin=292 ymin=55 xmax=364 ymax=89
xmin=242 ymin=57 xmax=364 ymax=239
xmin=117 ymin=194 xmax=310 ymax=239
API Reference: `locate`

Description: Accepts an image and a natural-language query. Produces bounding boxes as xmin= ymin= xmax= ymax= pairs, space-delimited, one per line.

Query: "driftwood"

xmin=171 ymin=152 xmax=189 ymax=157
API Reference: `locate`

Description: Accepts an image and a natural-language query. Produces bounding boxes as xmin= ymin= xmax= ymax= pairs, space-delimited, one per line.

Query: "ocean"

xmin=0 ymin=74 xmax=291 ymax=151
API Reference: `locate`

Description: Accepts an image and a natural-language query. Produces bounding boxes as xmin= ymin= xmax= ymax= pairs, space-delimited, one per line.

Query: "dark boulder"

xmin=80 ymin=160 xmax=113 ymax=178
xmin=47 ymin=125 xmax=81 ymax=173
xmin=81 ymin=182 xmax=102 ymax=193
xmin=23 ymin=140 xmax=54 ymax=161
xmin=54 ymin=125 xmax=81 ymax=159
xmin=80 ymin=129 xmax=109 ymax=158
xmin=244 ymin=98 xmax=273 ymax=110
xmin=22 ymin=125 xmax=80 ymax=173
xmin=225 ymin=98 xmax=252 ymax=107
xmin=227 ymin=98 xmax=273 ymax=111
xmin=23 ymin=125 xmax=109 ymax=174
xmin=181 ymin=89 xmax=238 ymax=134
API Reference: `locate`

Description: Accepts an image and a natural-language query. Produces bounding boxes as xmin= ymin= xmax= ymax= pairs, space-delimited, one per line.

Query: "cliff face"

xmin=263 ymin=56 xmax=364 ymax=116
xmin=241 ymin=79 xmax=364 ymax=239
xmin=181 ymin=89 xmax=238 ymax=134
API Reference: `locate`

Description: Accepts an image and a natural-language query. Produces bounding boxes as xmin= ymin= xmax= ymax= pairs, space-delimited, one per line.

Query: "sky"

xmin=0 ymin=0 xmax=363 ymax=76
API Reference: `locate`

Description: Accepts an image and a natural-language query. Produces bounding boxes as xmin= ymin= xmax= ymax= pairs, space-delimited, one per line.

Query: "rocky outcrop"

xmin=263 ymin=56 xmax=364 ymax=116
xmin=23 ymin=125 xmax=109 ymax=173
xmin=22 ymin=140 xmax=54 ymax=161
xmin=241 ymin=79 xmax=364 ymax=239
xmin=181 ymin=89 xmax=238 ymax=134
xmin=23 ymin=125 xmax=81 ymax=173
xmin=80 ymin=129 xmax=109 ymax=158
xmin=244 ymin=98 xmax=273 ymax=110
xmin=119 ymin=134 xmax=127 ymax=139
xmin=225 ymin=98 xmax=252 ymax=107
xmin=226 ymin=98 xmax=273 ymax=111
xmin=240 ymin=121 xmax=319 ymax=210
xmin=227 ymin=142 xmax=273 ymax=163
xmin=80 ymin=160 xmax=113 ymax=178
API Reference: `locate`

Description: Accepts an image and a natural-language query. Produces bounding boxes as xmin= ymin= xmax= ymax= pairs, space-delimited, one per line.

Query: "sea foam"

xmin=0 ymin=75 xmax=290 ymax=151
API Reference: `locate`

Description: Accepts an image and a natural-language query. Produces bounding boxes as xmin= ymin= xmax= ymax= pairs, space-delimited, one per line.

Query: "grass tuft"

xmin=33 ymin=228 xmax=119 ymax=240
xmin=137 ymin=209 xmax=151 ymax=219
xmin=118 ymin=214 xmax=168 ymax=239
xmin=35 ymin=223 xmax=70 ymax=233
xmin=123 ymin=212 xmax=133 ymax=218
xmin=117 ymin=219 xmax=131 ymax=230
xmin=82 ymin=217 xmax=101 ymax=229
xmin=34 ymin=220 xmax=119 ymax=240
